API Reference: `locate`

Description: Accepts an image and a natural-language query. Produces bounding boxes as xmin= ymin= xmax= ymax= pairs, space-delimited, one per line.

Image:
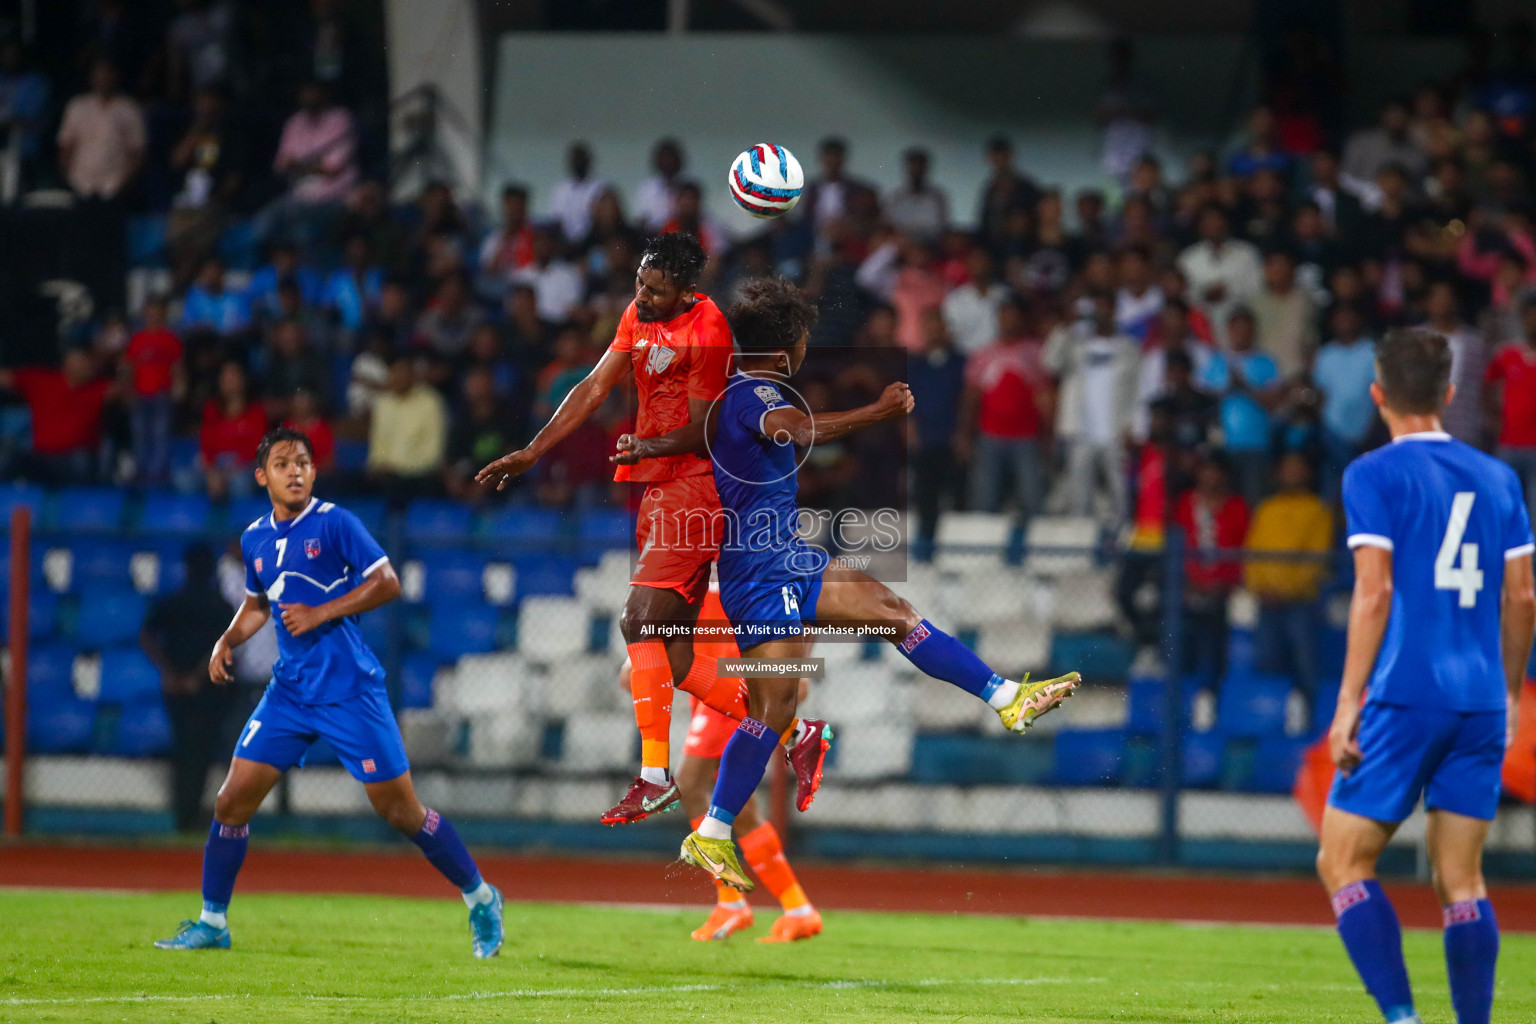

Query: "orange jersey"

xmin=609 ymin=296 xmax=733 ymax=482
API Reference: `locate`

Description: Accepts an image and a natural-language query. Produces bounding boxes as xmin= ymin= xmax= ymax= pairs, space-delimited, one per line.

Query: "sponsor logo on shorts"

xmin=740 ymin=717 xmax=769 ymax=738
xmin=305 ymin=538 xmax=321 ymax=559
xmin=422 ymin=808 xmax=440 ymax=835
xmin=361 ymin=758 xmax=377 ymax=774
xmin=1444 ymin=900 xmax=1483 ymax=926
xmin=899 ymin=622 xmax=931 ymax=654
xmin=1330 ymin=880 xmax=1370 ymax=917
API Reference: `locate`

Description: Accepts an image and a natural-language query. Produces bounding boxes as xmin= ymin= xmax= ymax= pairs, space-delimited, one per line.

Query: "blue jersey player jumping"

xmin=155 ymin=428 xmax=505 ymax=957
xmin=613 ymin=278 xmax=1081 ymax=890
xmin=1317 ymin=329 xmax=1536 ymax=1024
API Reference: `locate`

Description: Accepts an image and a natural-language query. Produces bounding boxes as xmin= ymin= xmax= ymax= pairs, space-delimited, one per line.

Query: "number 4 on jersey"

xmin=1435 ymin=491 xmax=1484 ymax=608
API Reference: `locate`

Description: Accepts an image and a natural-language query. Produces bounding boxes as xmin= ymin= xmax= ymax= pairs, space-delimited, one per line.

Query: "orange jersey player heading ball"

xmin=476 ymin=233 xmax=828 ymax=825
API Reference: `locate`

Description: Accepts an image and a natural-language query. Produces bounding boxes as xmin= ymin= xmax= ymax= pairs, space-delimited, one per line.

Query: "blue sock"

xmin=1444 ymin=899 xmax=1498 ymax=1024
xmin=705 ymin=718 xmax=781 ymax=829
xmin=1333 ymin=880 xmax=1417 ymax=1022
xmin=201 ymin=820 xmax=249 ymax=914
xmin=410 ymin=808 xmax=484 ymax=892
xmin=897 ymin=619 xmax=1005 ymax=701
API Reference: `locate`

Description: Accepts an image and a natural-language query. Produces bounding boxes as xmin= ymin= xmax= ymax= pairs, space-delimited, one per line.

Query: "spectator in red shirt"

xmin=282 ymin=388 xmax=336 ymax=474
xmin=197 ymin=361 xmax=267 ymax=501
xmin=0 ymin=348 xmax=115 ymax=483
xmin=1486 ymin=296 xmax=1536 ymax=519
xmin=958 ymin=296 xmax=1051 ymax=520
xmin=1175 ymin=455 xmax=1250 ymax=689
xmin=122 ymin=297 xmax=184 ymax=484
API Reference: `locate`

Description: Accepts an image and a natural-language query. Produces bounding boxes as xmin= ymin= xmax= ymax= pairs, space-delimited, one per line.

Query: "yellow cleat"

xmin=691 ymin=902 xmax=755 ymax=941
xmin=998 ymin=671 xmax=1081 ymax=733
xmin=680 ymin=832 xmax=755 ymax=893
xmin=758 ymin=908 xmax=822 ymax=943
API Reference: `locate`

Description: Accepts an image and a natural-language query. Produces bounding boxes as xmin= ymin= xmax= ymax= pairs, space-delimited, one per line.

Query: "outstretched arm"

xmin=762 ymin=382 xmax=913 ymax=447
xmin=476 ymin=347 xmax=630 ymax=489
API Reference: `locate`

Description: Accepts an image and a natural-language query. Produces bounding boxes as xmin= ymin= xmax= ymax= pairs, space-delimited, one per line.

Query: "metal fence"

xmin=4 ymin=497 xmax=1535 ymax=878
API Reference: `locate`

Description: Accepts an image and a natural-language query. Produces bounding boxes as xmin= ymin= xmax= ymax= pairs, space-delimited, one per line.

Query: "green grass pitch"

xmin=2 ymin=888 xmax=1534 ymax=1022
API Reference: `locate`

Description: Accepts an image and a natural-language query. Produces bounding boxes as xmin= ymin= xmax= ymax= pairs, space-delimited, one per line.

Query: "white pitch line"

xmin=0 ymin=975 xmax=1098 ymax=1008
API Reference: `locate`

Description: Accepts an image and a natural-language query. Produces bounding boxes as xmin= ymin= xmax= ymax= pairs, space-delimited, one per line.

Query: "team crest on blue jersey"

xmin=754 ymin=384 xmax=782 ymax=405
xmin=305 ymin=538 xmax=321 ymax=559
xmin=646 ymin=344 xmax=676 ymax=375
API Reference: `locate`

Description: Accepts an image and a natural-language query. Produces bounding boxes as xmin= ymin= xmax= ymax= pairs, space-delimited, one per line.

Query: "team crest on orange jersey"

xmin=646 ymin=344 xmax=677 ymax=375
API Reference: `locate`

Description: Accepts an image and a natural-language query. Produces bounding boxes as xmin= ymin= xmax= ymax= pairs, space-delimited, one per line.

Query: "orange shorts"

xmin=683 ymin=698 xmax=740 ymax=760
xmin=632 ymin=474 xmax=722 ymax=605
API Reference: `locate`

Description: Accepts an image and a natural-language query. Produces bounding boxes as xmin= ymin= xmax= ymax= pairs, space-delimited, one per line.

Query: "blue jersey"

xmin=711 ymin=372 xmax=828 ymax=584
xmin=242 ymin=497 xmax=390 ymax=704
xmin=1344 ymin=432 xmax=1534 ymax=712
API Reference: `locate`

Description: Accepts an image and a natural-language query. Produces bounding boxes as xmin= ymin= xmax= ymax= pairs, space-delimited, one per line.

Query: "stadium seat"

xmin=0 ymin=482 xmax=46 ymax=523
xmin=55 ymin=488 xmax=127 ymax=532
xmin=335 ymin=439 xmax=369 ymax=473
xmin=482 ymin=505 xmax=565 ymax=548
xmin=513 ymin=555 xmax=578 ymax=600
xmin=346 ymin=497 xmax=389 ymax=536
xmin=127 ymin=214 xmax=169 ymax=267
xmin=1048 ymin=631 xmax=1133 ymax=680
xmin=1023 ymin=516 xmax=1100 ymax=577
xmin=400 ymin=652 xmax=445 ymax=709
xmin=131 ymin=541 xmax=188 ymax=595
xmin=405 ymin=500 xmax=473 ymax=543
xmin=1226 ymin=628 xmax=1255 ymax=675
xmin=419 ymin=550 xmax=492 ymax=606
xmin=517 ymin=597 xmax=588 ymax=661
xmin=27 ymin=697 xmax=96 ymax=753
xmin=1181 ymin=731 xmax=1225 ymax=788
xmin=934 ymin=512 xmax=1010 ymax=571
xmin=139 ymin=494 xmax=212 ymax=535
xmin=109 ymin=699 xmax=174 ymax=757
xmin=358 ymin=604 xmax=398 ymax=658
xmin=74 ymin=589 xmax=149 ymax=648
xmin=827 ymin=722 xmax=915 ymax=779
xmin=576 ymin=508 xmax=633 ymax=551
xmin=23 ymin=644 xmax=77 ymax=697
xmin=1052 ymin=728 xmax=1127 ymax=786
xmin=61 ymin=540 xmax=139 ymax=592
xmin=1250 ymin=736 xmax=1312 ymax=793
xmin=98 ymin=647 xmax=162 ymax=703
xmin=976 ymin=620 xmax=1050 ymax=675
xmin=0 ymin=588 xmax=57 ymax=641
xmin=217 ymin=219 xmax=260 ymax=270
xmin=1125 ymin=676 xmax=1202 ymax=736
xmin=1312 ymin=683 xmax=1342 ymax=737
xmin=1215 ymin=673 xmax=1292 ymax=738
xmin=428 ymin=603 xmax=499 ymax=658
xmin=908 ymin=733 xmax=1053 ymax=786
xmin=226 ymin=496 xmax=272 ymax=532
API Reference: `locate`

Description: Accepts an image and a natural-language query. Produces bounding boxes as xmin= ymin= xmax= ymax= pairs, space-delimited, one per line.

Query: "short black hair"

xmin=1165 ymin=348 xmax=1195 ymax=374
xmin=727 ymin=277 xmax=818 ymax=354
xmin=1375 ymin=327 xmax=1451 ymax=415
xmin=256 ymin=427 xmax=315 ymax=469
xmin=639 ymin=232 xmax=708 ymax=290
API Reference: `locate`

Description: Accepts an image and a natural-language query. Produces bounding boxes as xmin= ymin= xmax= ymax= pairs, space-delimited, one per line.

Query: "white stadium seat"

xmin=1023 ymin=516 xmax=1099 ymax=577
xmin=518 ymin=597 xmax=589 ymax=661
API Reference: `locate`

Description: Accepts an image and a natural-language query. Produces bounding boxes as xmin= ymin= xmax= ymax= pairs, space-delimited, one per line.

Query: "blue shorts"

xmin=718 ymin=572 xmax=823 ymax=648
xmin=235 ymin=684 xmax=410 ymax=784
xmin=1328 ymin=702 xmax=1505 ymax=823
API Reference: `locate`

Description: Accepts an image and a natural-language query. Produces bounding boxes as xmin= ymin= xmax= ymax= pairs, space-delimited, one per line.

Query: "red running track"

xmin=4 ymin=843 xmax=1536 ymax=931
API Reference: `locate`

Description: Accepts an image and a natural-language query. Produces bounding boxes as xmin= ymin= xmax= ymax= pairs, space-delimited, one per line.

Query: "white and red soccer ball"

xmin=727 ymin=143 xmax=804 ymax=219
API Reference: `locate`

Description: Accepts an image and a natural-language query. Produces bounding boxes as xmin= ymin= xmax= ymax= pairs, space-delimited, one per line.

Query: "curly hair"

xmin=727 ymin=277 xmax=819 ymax=353
xmin=638 ymin=232 xmax=707 ymax=290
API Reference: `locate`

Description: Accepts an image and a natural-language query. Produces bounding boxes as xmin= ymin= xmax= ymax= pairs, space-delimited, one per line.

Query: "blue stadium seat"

xmin=217 ymin=219 xmax=260 ymax=270
xmin=335 ymin=439 xmax=369 ymax=473
xmin=0 ymin=540 xmax=47 ymax=588
xmin=405 ymin=500 xmax=473 ymax=543
xmin=482 ymin=505 xmax=564 ymax=547
xmin=1049 ymin=632 xmax=1135 ymax=681
xmin=65 ymin=541 xmax=139 ymax=591
xmin=428 ymin=603 xmax=498 ymax=658
xmin=0 ymin=482 xmax=46 ymax=523
xmin=1182 ymin=731 xmax=1225 ymax=788
xmin=1312 ymin=683 xmax=1342 ymax=737
xmin=139 ymin=494 xmax=212 ymax=535
xmin=171 ymin=437 xmax=201 ymax=468
xmin=0 ymin=588 xmax=57 ymax=641
xmin=0 ymin=405 xmax=31 ymax=448
xmin=346 ymin=497 xmax=389 ymax=536
xmin=513 ymin=555 xmax=578 ymax=600
xmin=109 ymin=699 xmax=173 ymax=757
xmin=1052 ymin=729 xmax=1126 ymax=786
xmin=400 ymin=652 xmax=443 ymax=709
xmin=1125 ymin=676 xmax=1201 ymax=736
xmin=1250 ymin=736 xmax=1311 ymax=793
xmin=577 ymin=508 xmax=633 ymax=550
xmin=74 ymin=589 xmax=148 ymax=648
xmin=1227 ymin=628 xmax=1255 ymax=674
xmin=908 ymin=734 xmax=1053 ymax=785
xmin=227 ymin=496 xmax=273 ymax=533
xmin=357 ymin=604 xmax=395 ymax=657
xmin=99 ymin=648 xmax=162 ymax=703
xmin=419 ymin=551 xmax=490 ymax=606
xmin=26 ymin=644 xmax=77 ymax=697
xmin=55 ymin=487 xmax=126 ymax=531
xmin=137 ymin=540 xmax=188 ymax=595
xmin=127 ymin=215 xmax=168 ymax=267
xmin=1215 ymin=673 xmax=1292 ymax=738
xmin=27 ymin=698 xmax=96 ymax=753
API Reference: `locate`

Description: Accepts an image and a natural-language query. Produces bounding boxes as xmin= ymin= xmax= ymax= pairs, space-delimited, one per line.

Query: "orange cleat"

xmin=690 ymin=903 xmax=755 ymax=941
xmin=757 ymin=908 xmax=822 ymax=943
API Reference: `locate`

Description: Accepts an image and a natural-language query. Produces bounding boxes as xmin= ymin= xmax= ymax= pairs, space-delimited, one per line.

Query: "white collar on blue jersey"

xmin=269 ymin=496 xmax=320 ymax=530
xmin=1392 ymin=430 xmax=1451 ymax=443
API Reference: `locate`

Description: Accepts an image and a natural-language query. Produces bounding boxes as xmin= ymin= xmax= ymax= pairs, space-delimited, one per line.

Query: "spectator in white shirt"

xmin=886 ymin=147 xmax=949 ymax=243
xmin=510 ymin=225 xmax=586 ymax=323
xmin=56 ymin=58 xmax=145 ymax=199
xmin=549 ymin=142 xmax=606 ymax=246
xmin=1176 ymin=204 xmax=1262 ymax=345
xmin=1114 ymin=245 xmax=1164 ymax=342
xmin=1342 ymin=97 xmax=1428 ymax=186
xmin=632 ymin=137 xmax=684 ymax=232
xmin=942 ymin=247 xmax=1009 ymax=356
xmin=1045 ymin=291 xmax=1139 ymax=520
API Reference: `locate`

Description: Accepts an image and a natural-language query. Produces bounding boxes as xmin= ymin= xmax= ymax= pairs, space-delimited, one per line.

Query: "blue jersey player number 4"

xmin=1316 ymin=330 xmax=1536 ymax=1024
xmin=154 ymin=428 xmax=505 ymax=958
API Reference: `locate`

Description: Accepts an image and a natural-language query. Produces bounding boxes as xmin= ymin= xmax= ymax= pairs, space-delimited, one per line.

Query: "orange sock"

xmin=677 ymin=652 xmax=748 ymax=720
xmin=691 ymin=815 xmax=745 ymax=904
xmin=627 ymin=641 xmax=674 ymax=771
xmin=739 ymin=821 xmax=809 ymax=911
